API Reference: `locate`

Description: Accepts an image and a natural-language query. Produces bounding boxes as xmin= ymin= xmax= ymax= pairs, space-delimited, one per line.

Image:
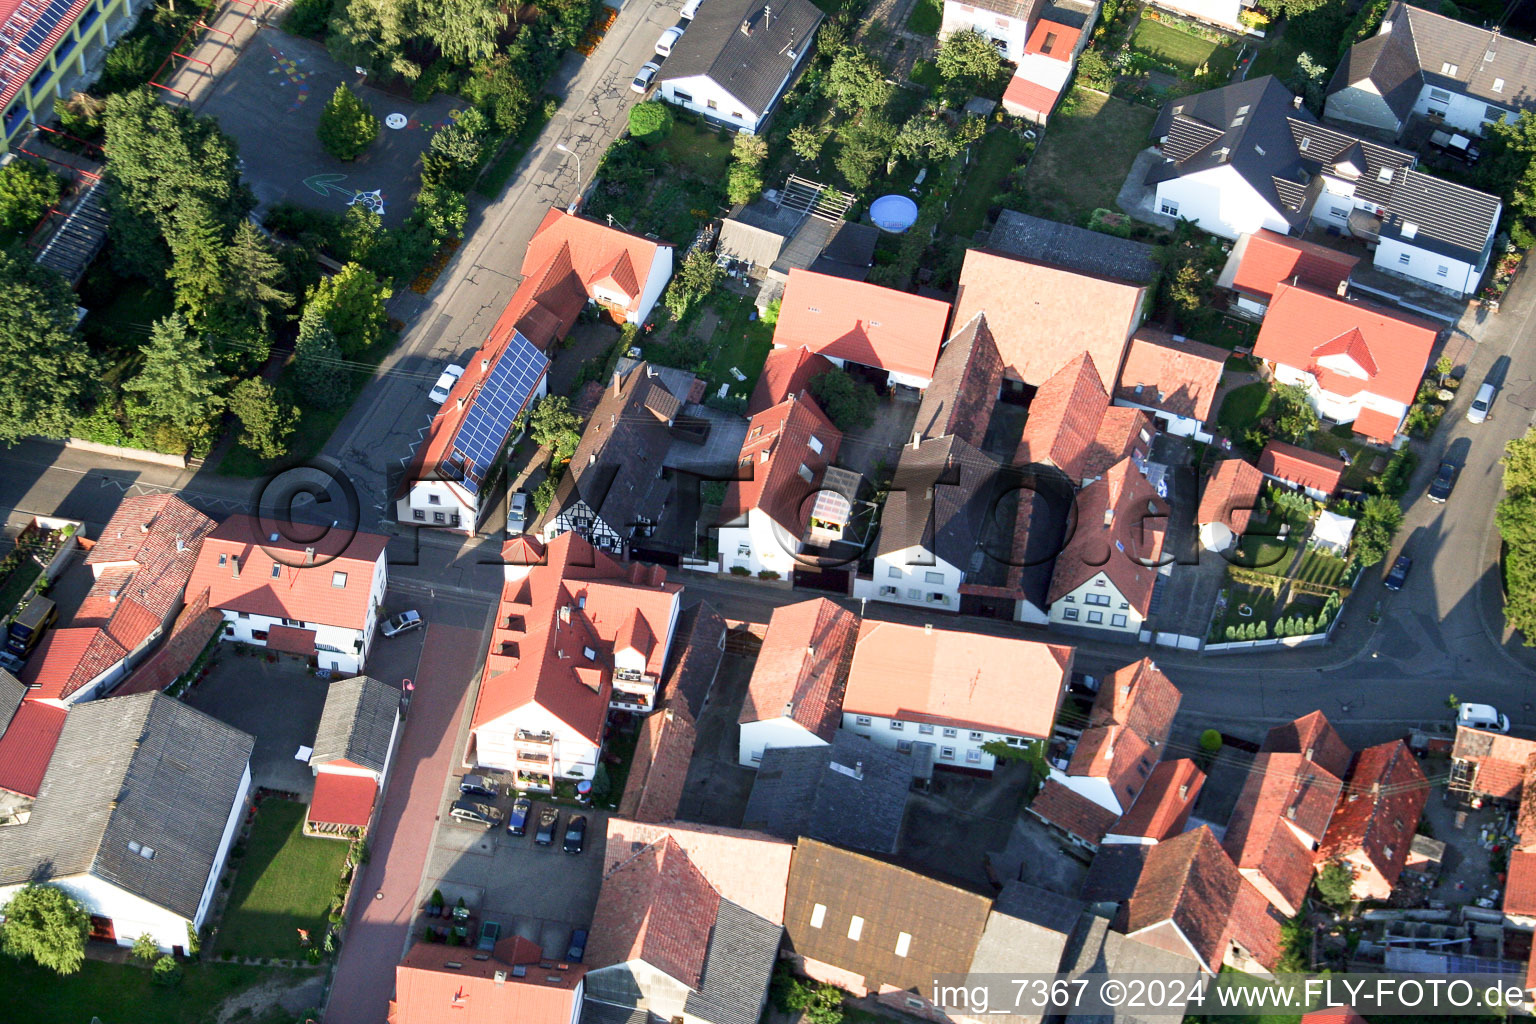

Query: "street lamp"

xmin=556 ymin=142 xmax=582 ymax=213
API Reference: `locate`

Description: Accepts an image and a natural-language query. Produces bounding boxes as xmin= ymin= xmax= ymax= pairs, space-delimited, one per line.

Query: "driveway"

xmin=182 ymin=652 xmax=332 ymax=794
xmin=324 ymin=619 xmax=482 ymax=1024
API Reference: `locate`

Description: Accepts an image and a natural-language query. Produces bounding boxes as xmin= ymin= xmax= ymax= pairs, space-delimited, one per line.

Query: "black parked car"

xmin=563 ymin=814 xmax=588 ymax=854
xmin=1384 ymin=554 xmax=1412 ymax=591
xmin=535 ymin=806 xmax=560 ymax=846
xmin=567 ymin=928 xmax=588 ymax=962
xmin=459 ymin=774 xmax=500 ymax=798
xmin=1428 ymin=461 xmax=1458 ymax=503
xmin=507 ymin=796 xmax=531 ymax=836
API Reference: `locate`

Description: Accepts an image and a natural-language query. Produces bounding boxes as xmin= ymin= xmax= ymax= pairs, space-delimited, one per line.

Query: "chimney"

xmin=494 ymin=971 xmax=506 ymax=985
xmin=108 ymin=589 xmax=119 ymax=603
xmin=231 ymin=557 xmax=240 ymax=579
xmin=911 ymin=432 xmax=920 ymax=450
xmin=140 ymin=523 xmax=150 ymax=534
xmin=457 ymin=395 xmax=467 ymax=410
xmin=1337 ymin=278 xmax=1348 ymax=297
xmin=481 ymin=358 xmax=490 ymax=372
xmin=1304 ymin=746 xmax=1314 ymax=759
xmin=924 ymin=623 xmax=933 ymax=635
xmin=1179 ymin=783 xmax=1190 ymax=799
xmin=613 ymin=370 xmax=623 ymax=396
xmin=560 ymin=605 xmax=572 ymax=625
xmin=1293 ymin=94 xmax=1303 ymax=109
xmin=175 ymin=536 xmax=185 ymax=553
xmin=740 ymin=14 xmax=754 ymax=34
xmin=304 ymin=546 xmax=315 ymax=565
xmin=806 ymin=644 xmax=815 ymax=657
xmin=1371 ymin=782 xmax=1381 ymax=796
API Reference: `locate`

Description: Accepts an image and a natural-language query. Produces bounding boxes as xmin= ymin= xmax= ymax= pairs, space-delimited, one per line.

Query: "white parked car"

xmin=1467 ymin=382 xmax=1495 ymax=424
xmin=681 ymin=0 xmax=702 ymax=18
xmin=1458 ymin=702 xmax=1510 ymax=733
xmin=631 ymin=61 xmax=660 ymax=94
xmin=429 ymin=364 xmax=465 ymax=404
xmin=655 ymin=26 xmax=684 ymax=57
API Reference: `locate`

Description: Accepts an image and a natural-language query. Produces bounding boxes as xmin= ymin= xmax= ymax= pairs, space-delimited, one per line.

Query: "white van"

xmin=1458 ymin=702 xmax=1510 ymax=733
xmin=1467 ymin=382 xmax=1495 ymax=424
xmin=681 ymin=0 xmax=702 ymax=18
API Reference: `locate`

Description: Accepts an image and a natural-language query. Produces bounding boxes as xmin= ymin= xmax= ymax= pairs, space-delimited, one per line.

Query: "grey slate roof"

xmin=656 ymin=0 xmax=823 ymax=118
xmin=1329 ymin=4 xmax=1536 ymax=122
xmin=581 ymin=1002 xmax=659 ymax=1024
xmin=809 ymin=222 xmax=879 ymax=280
xmin=741 ymin=730 xmax=911 ymax=853
xmin=663 ymin=600 xmax=728 ymax=720
xmin=0 ymin=691 xmax=253 ymax=921
xmin=1380 ymin=168 xmax=1502 ymax=263
xmin=874 ymin=435 xmax=1000 ymax=569
xmin=683 ymin=899 xmax=783 ymax=1024
xmin=309 ymin=675 xmax=397 ymax=774
xmin=0 ymin=669 xmax=24 ymax=729
xmin=970 ymin=880 xmax=1082 ymax=975
xmin=967 ymin=0 xmax=1040 ymax=19
xmin=988 ymin=210 xmax=1160 ymax=285
xmin=718 ymin=213 xmax=789 ymax=269
xmin=1079 ymin=843 xmax=1150 ymax=906
xmin=1059 ymin=915 xmax=1204 ymax=1024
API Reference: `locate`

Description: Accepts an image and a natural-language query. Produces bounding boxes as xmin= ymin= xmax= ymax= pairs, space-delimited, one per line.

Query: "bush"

xmin=729 ymin=565 xmax=751 ymax=575
xmin=628 ymin=101 xmax=673 ymax=142
xmin=152 ymin=955 xmax=183 ymax=987
xmin=1315 ymin=860 xmax=1355 ymax=908
xmin=757 ymin=570 xmax=780 ymax=580
xmin=283 ymin=0 xmax=331 ymax=38
xmin=317 ymin=85 xmax=380 ymax=161
xmin=1199 ymin=729 xmax=1222 ymax=753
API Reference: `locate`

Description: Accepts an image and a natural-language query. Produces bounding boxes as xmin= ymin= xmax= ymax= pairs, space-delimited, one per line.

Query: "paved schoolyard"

xmin=196 ymin=26 xmax=463 ymax=227
xmin=325 ymin=619 xmax=477 ymax=1024
xmin=181 ymin=652 xmax=331 ymax=795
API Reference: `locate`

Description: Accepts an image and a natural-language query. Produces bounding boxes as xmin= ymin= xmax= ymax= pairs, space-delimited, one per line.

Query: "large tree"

xmin=101 ymin=89 xmax=250 ymax=277
xmin=935 ymin=28 xmax=1004 ymax=86
xmin=809 ymin=369 xmax=877 ymax=431
xmin=0 ymin=884 xmax=89 ymax=975
xmin=0 ymin=160 xmax=61 ymax=243
xmin=727 ymin=132 xmax=768 ymax=205
xmin=219 ymin=220 xmax=292 ymax=333
xmin=294 ymin=306 xmax=351 ymax=406
xmin=123 ymin=314 xmax=227 ymax=431
xmin=228 ymin=378 xmax=299 ymax=459
xmin=306 ymin=262 xmax=392 ymax=355
xmin=417 ymin=0 xmax=507 ymax=63
xmin=826 ymin=47 xmax=891 ymax=113
xmin=1479 ymin=109 xmax=1536 ymax=221
xmin=517 ymin=395 xmax=582 ymax=466
xmin=317 ymin=84 xmax=381 ymax=161
xmin=1499 ymin=429 xmax=1536 ymax=641
xmin=0 ymin=254 xmax=96 ymax=444
xmin=327 ymin=0 xmax=414 ymax=78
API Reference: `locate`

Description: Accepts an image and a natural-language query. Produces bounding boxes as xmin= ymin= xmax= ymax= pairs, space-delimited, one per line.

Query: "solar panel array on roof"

xmin=444 ymin=330 xmax=547 ymax=494
xmin=20 ymin=0 xmax=75 ymax=52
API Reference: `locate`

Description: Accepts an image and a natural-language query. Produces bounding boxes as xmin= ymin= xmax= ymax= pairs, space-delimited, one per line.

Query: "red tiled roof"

xmin=1319 ymin=740 xmax=1429 ymax=891
xmin=1230 ymin=229 xmax=1358 ymax=303
xmin=87 ymin=494 xmax=215 ymax=570
xmin=390 ymin=937 xmax=586 ymax=1024
xmin=1029 ymin=779 xmax=1120 ymax=844
xmin=953 ymin=248 xmax=1145 ymax=389
xmin=915 ymin=312 xmax=1006 ymax=448
xmin=1301 ymin=1010 xmax=1368 ymax=1024
xmin=308 ymin=771 xmax=378 ymax=829
xmin=1124 ymin=826 xmax=1242 ymax=973
xmin=1068 ymin=658 xmax=1182 ymax=812
xmin=1351 ymin=405 xmax=1403 ymax=443
xmin=0 ymin=700 xmax=66 ymax=797
xmin=720 ymin=393 xmax=843 ymax=533
xmin=472 ymin=533 xmax=681 ymax=742
xmin=1257 ymin=441 xmax=1346 ymax=497
xmin=114 ymin=589 xmax=225 ymax=697
xmin=186 ymin=516 xmax=388 ymax=631
xmin=1016 ymin=352 xmax=1110 ymax=480
xmin=497 ymin=239 xmax=590 ymax=351
xmin=1086 ymin=407 xmax=1153 ymax=483
xmin=739 ymin=598 xmax=859 ymax=740
xmin=1223 ymin=752 xmax=1342 ymax=915
xmin=1452 ymin=727 xmax=1536 ymax=801
xmin=1024 ymin=17 xmax=1081 ymax=59
xmin=1003 ymin=75 xmax=1063 ymax=118
xmin=1048 ymin=459 xmax=1168 ymax=608
xmin=1254 ymin=283 xmax=1439 ymax=408
xmin=1197 ymin=458 xmax=1264 ymax=537
xmin=618 ymin=696 xmax=697 ymax=824
xmin=521 ymin=208 xmax=668 ymax=320
xmin=603 ymin=819 xmax=794 ymax=925
xmin=1507 ymin=851 xmax=1536 ymax=917
xmin=774 ymin=269 xmax=951 ymax=380
xmin=266 ymin=624 xmax=318 ymax=657
xmin=844 ymin=620 xmax=1072 ymax=738
xmin=1112 ymin=759 xmax=1205 ymax=842
xmin=1227 ymin=878 xmax=1285 ymax=972
xmin=22 ymin=627 xmax=128 ymax=703
xmin=587 ymin=835 xmax=720 ymax=988
xmin=749 ymin=345 xmax=838 ymax=415
xmin=1262 ymin=710 xmax=1354 ymax=779
xmin=1115 ymin=329 xmax=1227 ymax=423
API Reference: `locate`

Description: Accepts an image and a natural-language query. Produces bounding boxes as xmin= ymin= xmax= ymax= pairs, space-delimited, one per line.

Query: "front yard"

xmin=214 ymin=798 xmax=352 ymax=961
xmin=0 ymin=957 xmax=310 ymax=1024
xmin=1025 ymin=88 xmax=1156 ymax=226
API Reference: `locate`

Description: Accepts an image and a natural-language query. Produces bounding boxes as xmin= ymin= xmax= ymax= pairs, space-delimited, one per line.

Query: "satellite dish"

xmin=870 ymin=194 xmax=919 ymax=233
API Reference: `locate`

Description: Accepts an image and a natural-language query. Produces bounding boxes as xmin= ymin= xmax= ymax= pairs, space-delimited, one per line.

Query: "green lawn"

xmin=700 ymin=290 xmax=774 ymax=399
xmin=1211 ymin=584 xmax=1277 ymax=640
xmin=0 ymin=957 xmax=304 ymax=1024
xmin=1132 ymin=19 xmax=1234 ymax=75
xmin=1296 ymin=548 xmax=1348 ymax=587
xmin=1232 ymin=533 xmax=1295 ymax=575
xmin=1188 ymin=316 xmax=1256 ymax=352
xmin=215 ymin=800 xmax=350 ymax=960
xmin=658 ymin=122 xmax=734 ymax=179
xmin=906 ymin=0 xmax=943 ymax=35
xmin=1025 ymin=88 xmax=1156 ymax=226
xmin=1216 ymin=381 xmax=1272 ymax=441
xmin=944 ymin=130 xmax=1028 ymax=238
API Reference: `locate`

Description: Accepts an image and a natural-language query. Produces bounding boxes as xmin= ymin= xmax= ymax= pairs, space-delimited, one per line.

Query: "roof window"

xmin=1494 ymin=77 xmax=1505 ymax=92
xmin=895 ymin=932 xmax=912 ymax=957
xmin=848 ymin=916 xmax=864 ymax=940
xmin=1377 ymin=167 xmax=1393 ymax=182
xmin=1299 ymin=137 xmax=1310 ymax=152
xmin=1441 ymin=62 xmax=1458 ymax=75
xmin=332 ymin=572 xmax=347 ymax=588
xmin=270 ymin=564 xmax=282 ymax=579
xmin=1402 ymin=221 xmax=1418 ymax=239
xmin=810 ymin=903 xmax=826 ymax=928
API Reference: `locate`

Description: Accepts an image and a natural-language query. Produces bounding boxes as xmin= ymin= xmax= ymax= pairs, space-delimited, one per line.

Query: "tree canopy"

xmin=0 ymin=254 xmax=96 ymax=444
xmin=0 ymin=884 xmax=90 ymax=975
xmin=809 ymin=369 xmax=877 ymax=431
xmin=519 ymin=394 xmax=582 ymax=466
xmin=663 ymin=249 xmax=721 ymax=321
xmin=826 ymin=47 xmax=891 ymax=113
xmin=1314 ymin=860 xmax=1355 ymax=909
xmin=123 ymin=313 xmax=227 ymax=431
xmin=935 ymin=28 xmax=1004 ymax=86
xmin=727 ymin=132 xmax=768 ymax=205
xmin=628 ymin=101 xmax=673 ymax=143
xmin=306 ymin=262 xmax=392 ymax=355
xmin=294 ymin=306 xmax=352 ymax=406
xmin=228 ymin=378 xmax=299 ymax=459
xmin=1499 ymin=428 xmax=1536 ymax=641
xmin=317 ymin=84 xmax=381 ymax=161
xmin=0 ymin=160 xmax=62 ymax=243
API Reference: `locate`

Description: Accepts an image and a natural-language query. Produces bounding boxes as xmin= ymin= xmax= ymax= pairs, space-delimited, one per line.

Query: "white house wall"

xmin=1045 ymin=766 xmax=1125 ymax=815
xmin=720 ymin=509 xmax=804 ymax=577
xmin=636 ymin=248 xmax=674 ymax=325
xmin=1269 ymin=362 xmax=1409 ymax=429
xmin=854 ymin=547 xmax=963 ymax=611
xmin=474 ymin=701 xmax=599 ymax=781
xmin=842 ymin=711 xmax=1032 ymax=771
xmin=1111 ymin=398 xmax=1210 ymax=442
xmin=220 ymin=613 xmax=367 ymax=674
xmin=1412 ymin=84 xmax=1509 ymax=139
xmin=660 ymin=74 xmax=763 ymax=132
xmin=0 ymin=873 xmax=193 ymax=953
xmin=399 ymin=478 xmax=476 ymax=535
xmin=1372 ymin=235 xmax=1483 ymax=296
xmin=885 ymin=368 xmax=935 ymax=389
xmin=738 ymin=716 xmax=827 ymax=767
xmin=940 ymin=2 xmax=1029 ymax=61
xmin=1050 ymin=573 xmax=1144 ymax=633
xmin=1153 ymin=166 xmax=1292 ymax=241
xmin=195 ymin=762 xmax=250 ymax=934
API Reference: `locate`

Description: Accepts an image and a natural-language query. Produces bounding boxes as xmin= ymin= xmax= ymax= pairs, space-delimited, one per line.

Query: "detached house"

xmin=1000 ymin=1 xmax=1100 ymax=124
xmin=1148 ymin=76 xmax=1501 ymax=296
xmin=22 ymin=494 xmax=214 ymax=706
xmin=306 ymin=675 xmax=400 ymax=840
xmin=940 ymin=0 xmax=1038 ymax=61
xmin=717 ymin=391 xmax=857 ymax=577
xmin=841 ymin=620 xmax=1072 ymax=771
xmin=519 ymin=208 xmax=674 ymax=330
xmin=772 ymin=269 xmax=951 ymax=390
xmin=1253 ymin=282 xmax=1439 ymax=443
xmin=187 ymin=516 xmax=390 ymax=675
xmin=1113 ymin=329 xmax=1227 ymax=442
xmin=1318 ymin=739 xmax=1429 ymax=903
xmin=1257 ymin=441 xmax=1346 ymax=501
xmin=1217 ymin=228 xmax=1360 ymax=318
xmin=471 ymin=533 xmax=681 ymax=787
xmin=1030 ymin=658 xmax=1183 ymax=849
xmin=737 ymin=598 xmax=859 ymax=767
xmin=655 ymin=0 xmax=823 ymax=134
xmin=0 ymin=692 xmax=252 ymax=954
xmin=1047 ymin=458 xmax=1168 ymax=636
xmin=1326 ymin=3 xmax=1536 ymax=142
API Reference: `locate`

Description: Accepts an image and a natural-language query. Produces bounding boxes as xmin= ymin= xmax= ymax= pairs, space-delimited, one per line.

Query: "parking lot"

xmin=422 ymin=773 xmax=607 ymax=961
